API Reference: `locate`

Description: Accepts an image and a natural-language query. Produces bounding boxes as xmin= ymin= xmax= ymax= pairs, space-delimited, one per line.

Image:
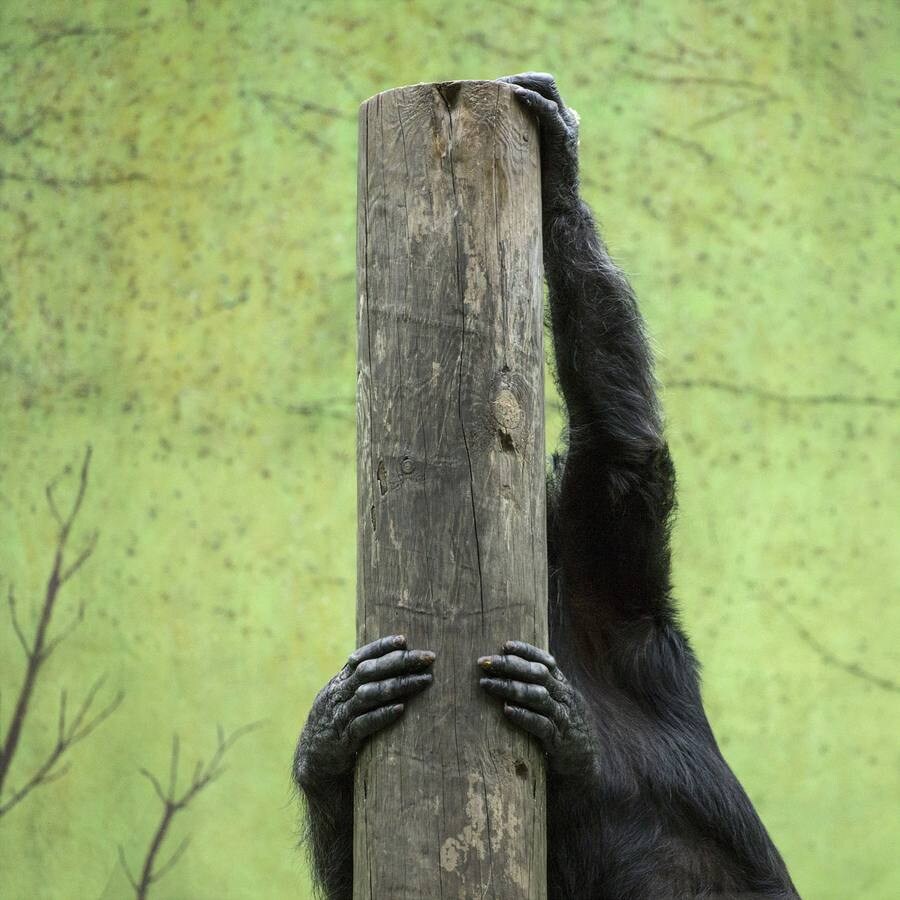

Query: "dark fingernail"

xmin=394 ymin=634 xmax=406 ymax=646
xmin=421 ymin=651 xmax=436 ymax=663
xmin=394 ymin=703 xmax=405 ymax=713
xmin=478 ymin=656 xmax=491 ymax=668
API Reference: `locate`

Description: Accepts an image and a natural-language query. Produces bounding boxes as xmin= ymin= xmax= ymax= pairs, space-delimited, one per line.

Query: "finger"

xmin=480 ymin=654 xmax=568 ymax=702
xmin=480 ymin=678 xmax=556 ymax=716
xmin=346 ymin=703 xmax=405 ymax=748
xmin=355 ymin=649 xmax=436 ymax=683
xmin=478 ymin=654 xmax=549 ymax=685
xmin=501 ymin=641 xmax=567 ymax=691
xmin=346 ymin=673 xmax=433 ymax=716
xmin=348 ymin=635 xmax=406 ymax=668
xmin=507 ymin=85 xmax=568 ymax=141
xmin=500 ymin=74 xmax=580 ymax=142
xmin=499 ymin=72 xmax=563 ymax=106
xmin=502 ymin=641 xmax=557 ymax=670
xmin=503 ymin=704 xmax=556 ymax=747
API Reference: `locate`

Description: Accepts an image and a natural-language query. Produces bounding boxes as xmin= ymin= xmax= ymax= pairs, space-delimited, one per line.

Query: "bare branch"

xmin=776 ymin=603 xmax=900 ymax=694
xmin=0 ymin=445 xmax=109 ymax=813
xmin=664 ymin=377 xmax=900 ymax=409
xmin=122 ymin=723 xmax=262 ymax=897
xmin=690 ymin=95 xmax=778 ymax=130
xmin=179 ymin=720 xmax=263 ymax=806
xmin=622 ymin=68 xmax=782 ymax=98
xmin=0 ymin=168 xmax=151 ymax=191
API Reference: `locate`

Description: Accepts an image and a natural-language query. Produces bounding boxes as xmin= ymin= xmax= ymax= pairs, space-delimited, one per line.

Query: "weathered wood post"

xmin=355 ymin=80 xmax=547 ymax=899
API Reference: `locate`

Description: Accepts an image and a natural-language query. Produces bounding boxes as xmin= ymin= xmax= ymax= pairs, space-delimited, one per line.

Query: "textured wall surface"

xmin=1 ymin=1 xmax=896 ymax=898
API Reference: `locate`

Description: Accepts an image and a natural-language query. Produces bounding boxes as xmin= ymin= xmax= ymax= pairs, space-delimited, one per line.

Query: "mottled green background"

xmin=1 ymin=1 xmax=897 ymax=898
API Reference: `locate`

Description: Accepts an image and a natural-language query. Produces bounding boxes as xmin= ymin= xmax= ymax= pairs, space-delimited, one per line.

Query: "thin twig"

xmin=665 ymin=377 xmax=900 ymax=409
xmin=40 ymin=599 xmax=87 ymax=662
xmin=139 ymin=768 xmax=168 ymax=807
xmin=7 ymin=586 xmax=30 ymax=658
xmin=45 ymin=480 xmax=64 ymax=528
xmin=775 ymin=603 xmax=900 ymax=695
xmin=152 ymin=836 xmax=191 ymax=883
xmin=59 ymin=530 xmax=99 ymax=584
xmin=118 ymin=846 xmax=139 ymax=891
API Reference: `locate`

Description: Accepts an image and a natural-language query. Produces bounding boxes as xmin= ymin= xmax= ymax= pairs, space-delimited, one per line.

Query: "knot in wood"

xmin=493 ymin=388 xmax=522 ymax=433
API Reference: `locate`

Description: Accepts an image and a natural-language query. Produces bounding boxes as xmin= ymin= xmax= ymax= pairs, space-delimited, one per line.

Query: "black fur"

xmin=294 ymin=74 xmax=798 ymax=900
xmin=543 ymin=193 xmax=796 ymax=898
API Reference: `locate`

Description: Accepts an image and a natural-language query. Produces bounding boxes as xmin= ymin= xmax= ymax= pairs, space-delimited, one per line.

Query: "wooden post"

xmin=355 ymin=80 xmax=547 ymax=899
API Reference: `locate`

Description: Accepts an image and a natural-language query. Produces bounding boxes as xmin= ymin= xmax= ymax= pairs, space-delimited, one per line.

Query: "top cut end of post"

xmin=359 ymin=79 xmax=502 ymax=112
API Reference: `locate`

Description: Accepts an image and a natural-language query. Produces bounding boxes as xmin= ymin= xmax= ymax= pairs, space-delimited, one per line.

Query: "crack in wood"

xmin=438 ymin=83 xmax=487 ymax=634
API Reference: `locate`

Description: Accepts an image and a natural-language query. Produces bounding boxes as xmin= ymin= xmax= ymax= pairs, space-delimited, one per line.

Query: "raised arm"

xmin=504 ymin=77 xmax=675 ymax=643
xmin=496 ymin=73 xmax=798 ymax=899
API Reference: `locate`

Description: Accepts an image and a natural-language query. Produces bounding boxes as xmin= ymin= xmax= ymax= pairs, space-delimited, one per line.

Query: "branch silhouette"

xmin=119 ymin=723 xmax=260 ymax=899
xmin=0 ymin=446 xmax=123 ymax=817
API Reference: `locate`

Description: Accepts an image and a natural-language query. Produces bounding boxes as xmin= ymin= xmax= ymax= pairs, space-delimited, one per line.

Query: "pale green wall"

xmin=1 ymin=1 xmax=897 ymax=898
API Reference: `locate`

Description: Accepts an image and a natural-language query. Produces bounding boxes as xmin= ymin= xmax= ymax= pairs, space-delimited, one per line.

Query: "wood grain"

xmin=354 ymin=79 xmax=547 ymax=899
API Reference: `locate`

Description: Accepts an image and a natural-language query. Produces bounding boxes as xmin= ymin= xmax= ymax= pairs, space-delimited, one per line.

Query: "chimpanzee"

xmin=294 ymin=73 xmax=799 ymax=899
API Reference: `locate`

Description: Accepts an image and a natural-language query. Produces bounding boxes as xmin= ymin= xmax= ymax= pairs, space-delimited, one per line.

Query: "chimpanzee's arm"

xmin=294 ymin=635 xmax=435 ymax=898
xmin=496 ymin=74 xmax=798 ymax=899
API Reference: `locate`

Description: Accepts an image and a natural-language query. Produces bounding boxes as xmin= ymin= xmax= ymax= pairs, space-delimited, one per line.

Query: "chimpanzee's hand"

xmin=294 ymin=635 xmax=435 ymax=787
xmin=499 ymin=72 xmax=580 ymax=214
xmin=478 ymin=640 xmax=598 ymax=778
